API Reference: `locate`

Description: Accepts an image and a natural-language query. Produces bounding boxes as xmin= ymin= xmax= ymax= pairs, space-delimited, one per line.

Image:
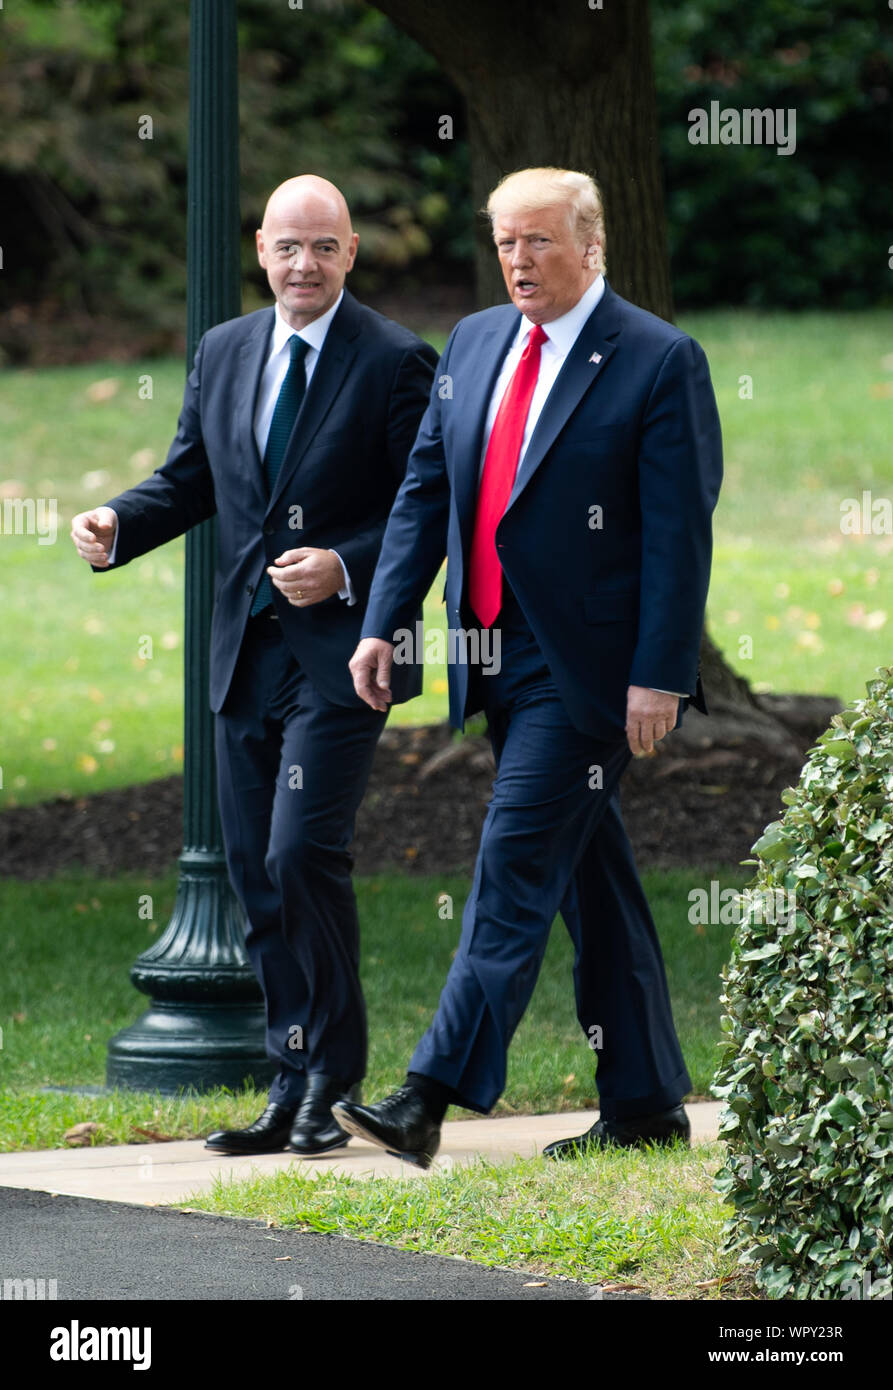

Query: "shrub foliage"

xmin=713 ymin=666 xmax=893 ymax=1300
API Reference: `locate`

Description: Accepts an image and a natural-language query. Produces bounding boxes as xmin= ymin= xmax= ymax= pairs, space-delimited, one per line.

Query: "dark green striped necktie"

xmin=251 ymin=333 xmax=310 ymax=616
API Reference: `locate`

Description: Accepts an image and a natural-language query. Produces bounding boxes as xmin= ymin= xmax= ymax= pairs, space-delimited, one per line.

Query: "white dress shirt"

xmin=481 ymin=274 xmax=686 ymax=699
xmin=108 ymin=293 xmax=355 ymax=604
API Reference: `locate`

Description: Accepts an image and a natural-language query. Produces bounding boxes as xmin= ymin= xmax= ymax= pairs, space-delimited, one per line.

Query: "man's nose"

xmin=510 ymin=241 xmax=532 ymax=268
xmin=292 ymin=247 xmax=317 ymax=273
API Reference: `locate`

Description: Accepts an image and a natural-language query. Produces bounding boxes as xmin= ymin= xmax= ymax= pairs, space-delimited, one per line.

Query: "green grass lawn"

xmin=1 ymin=309 xmax=891 ymax=808
xmin=184 ymin=1142 xmax=753 ymax=1300
xmin=0 ymin=864 xmax=747 ymax=1151
xmin=684 ymin=310 xmax=893 ymax=706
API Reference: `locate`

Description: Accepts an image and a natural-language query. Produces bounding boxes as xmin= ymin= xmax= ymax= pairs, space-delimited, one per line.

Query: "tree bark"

xmin=371 ymin=0 xmax=672 ymax=315
xmin=370 ymin=0 xmax=799 ymax=753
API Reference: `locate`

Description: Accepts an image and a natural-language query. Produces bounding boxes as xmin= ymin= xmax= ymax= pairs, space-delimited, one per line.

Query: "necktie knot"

xmin=288 ymin=334 xmax=310 ymax=365
xmin=526 ymin=324 xmax=548 ymax=351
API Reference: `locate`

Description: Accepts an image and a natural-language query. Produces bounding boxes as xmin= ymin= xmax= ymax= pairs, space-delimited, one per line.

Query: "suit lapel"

xmin=267 ymin=292 xmax=361 ymax=515
xmin=505 ymin=284 xmax=622 ymax=512
xmin=454 ymin=309 xmax=521 ymax=556
xmin=236 ymin=308 xmax=275 ymax=481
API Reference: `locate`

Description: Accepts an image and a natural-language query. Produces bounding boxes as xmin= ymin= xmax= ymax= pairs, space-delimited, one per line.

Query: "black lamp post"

xmin=107 ymin=0 xmax=274 ymax=1094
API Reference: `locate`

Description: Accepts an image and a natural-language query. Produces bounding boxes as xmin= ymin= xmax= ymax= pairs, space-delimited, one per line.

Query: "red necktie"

xmin=469 ymin=323 xmax=547 ymax=627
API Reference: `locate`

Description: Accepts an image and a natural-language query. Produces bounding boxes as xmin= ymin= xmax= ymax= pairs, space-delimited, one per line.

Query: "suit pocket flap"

xmin=583 ymin=590 xmax=639 ymax=623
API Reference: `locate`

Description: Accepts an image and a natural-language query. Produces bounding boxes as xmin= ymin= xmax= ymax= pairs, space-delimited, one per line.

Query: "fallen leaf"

xmin=131 ymin=1126 xmax=176 ymax=1143
xmin=64 ymin=1121 xmax=101 ymax=1147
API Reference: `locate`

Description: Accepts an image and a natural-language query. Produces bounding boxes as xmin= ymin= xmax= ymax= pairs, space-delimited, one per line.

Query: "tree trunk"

xmin=371 ymin=0 xmax=800 ymax=754
xmin=371 ymin=0 xmax=672 ymax=314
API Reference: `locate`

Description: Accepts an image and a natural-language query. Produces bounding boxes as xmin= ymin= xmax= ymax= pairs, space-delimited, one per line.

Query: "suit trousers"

xmin=409 ymin=587 xmax=691 ymax=1117
xmin=215 ymin=611 xmax=387 ymax=1104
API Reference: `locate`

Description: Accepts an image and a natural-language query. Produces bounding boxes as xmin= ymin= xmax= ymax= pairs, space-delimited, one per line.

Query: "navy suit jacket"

xmin=99 ymin=290 xmax=438 ymax=712
xmin=362 ymin=281 xmax=723 ymax=740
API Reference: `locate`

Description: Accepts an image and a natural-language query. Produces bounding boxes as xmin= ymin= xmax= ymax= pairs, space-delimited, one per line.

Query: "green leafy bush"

xmin=712 ymin=666 xmax=893 ymax=1301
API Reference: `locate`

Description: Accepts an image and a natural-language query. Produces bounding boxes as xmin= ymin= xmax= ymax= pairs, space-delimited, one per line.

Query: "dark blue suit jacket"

xmin=362 ymin=281 xmax=723 ymax=739
xmin=100 ymin=290 xmax=438 ymax=712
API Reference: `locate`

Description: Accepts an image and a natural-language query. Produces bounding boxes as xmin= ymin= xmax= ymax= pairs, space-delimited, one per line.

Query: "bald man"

xmin=71 ymin=177 xmax=437 ymax=1155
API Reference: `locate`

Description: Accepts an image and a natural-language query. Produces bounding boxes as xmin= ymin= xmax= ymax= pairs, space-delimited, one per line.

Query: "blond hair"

xmin=485 ymin=167 xmax=607 ymax=274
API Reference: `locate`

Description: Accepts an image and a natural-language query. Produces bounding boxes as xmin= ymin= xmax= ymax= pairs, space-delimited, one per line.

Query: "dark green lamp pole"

xmin=107 ymin=0 xmax=274 ymax=1093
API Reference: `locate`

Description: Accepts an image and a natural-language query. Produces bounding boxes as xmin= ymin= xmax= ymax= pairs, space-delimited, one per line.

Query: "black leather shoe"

xmin=204 ymin=1102 xmax=299 ymax=1156
xmin=331 ymin=1085 xmax=441 ymax=1170
xmin=543 ymin=1104 xmax=691 ymax=1160
xmin=287 ymin=1075 xmax=361 ymax=1156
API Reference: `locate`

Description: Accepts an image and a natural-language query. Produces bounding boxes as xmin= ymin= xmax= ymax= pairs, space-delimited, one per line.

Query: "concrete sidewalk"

xmin=0 ymin=1103 xmax=722 ymax=1207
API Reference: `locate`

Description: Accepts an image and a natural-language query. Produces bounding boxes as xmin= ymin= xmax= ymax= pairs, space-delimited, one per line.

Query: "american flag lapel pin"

xmin=589 ymin=351 xmax=603 ymax=365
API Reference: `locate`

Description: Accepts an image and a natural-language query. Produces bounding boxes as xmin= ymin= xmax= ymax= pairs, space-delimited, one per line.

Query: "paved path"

xmin=0 ymin=1187 xmax=607 ymax=1300
xmin=0 ymin=1105 xmax=722 ymax=1206
xmin=0 ymin=1108 xmax=723 ymax=1303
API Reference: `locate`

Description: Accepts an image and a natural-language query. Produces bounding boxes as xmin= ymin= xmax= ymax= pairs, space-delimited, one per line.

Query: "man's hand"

xmin=71 ymin=507 xmax=118 ymax=567
xmin=349 ymin=638 xmax=395 ymax=712
xmin=625 ymin=685 xmax=679 ymax=757
xmin=267 ymin=547 xmax=343 ymax=607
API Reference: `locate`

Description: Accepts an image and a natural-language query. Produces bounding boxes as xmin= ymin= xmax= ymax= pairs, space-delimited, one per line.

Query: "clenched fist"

xmin=71 ymin=507 xmax=118 ymax=568
xmin=267 ymin=547 xmax=344 ymax=607
xmin=625 ymin=684 xmax=679 ymax=757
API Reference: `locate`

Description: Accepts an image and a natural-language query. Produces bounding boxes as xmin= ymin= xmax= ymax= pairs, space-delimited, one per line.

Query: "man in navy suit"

xmin=335 ymin=167 xmax=723 ymax=1168
xmin=71 ymin=176 xmax=437 ymax=1156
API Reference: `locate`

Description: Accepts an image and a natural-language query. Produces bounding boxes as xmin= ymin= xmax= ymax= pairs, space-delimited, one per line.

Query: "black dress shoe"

xmin=204 ymin=1102 xmax=299 ymax=1156
xmin=543 ymin=1104 xmax=691 ymax=1160
xmin=331 ymin=1085 xmax=441 ymax=1170
xmin=287 ymin=1076 xmax=361 ymax=1156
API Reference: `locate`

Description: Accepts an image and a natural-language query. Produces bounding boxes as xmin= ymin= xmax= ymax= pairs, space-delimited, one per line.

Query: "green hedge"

xmin=713 ymin=666 xmax=893 ymax=1300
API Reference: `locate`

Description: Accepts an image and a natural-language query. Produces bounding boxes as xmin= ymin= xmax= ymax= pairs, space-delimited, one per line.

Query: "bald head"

xmin=257 ymin=176 xmax=358 ymax=330
xmin=261 ymin=176 xmax=353 ymax=239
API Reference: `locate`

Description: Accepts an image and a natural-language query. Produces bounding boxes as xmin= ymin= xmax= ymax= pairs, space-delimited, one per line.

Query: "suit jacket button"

xmin=246 ymin=584 xmax=254 ymax=595
xmin=264 ymin=526 xmax=274 ymax=535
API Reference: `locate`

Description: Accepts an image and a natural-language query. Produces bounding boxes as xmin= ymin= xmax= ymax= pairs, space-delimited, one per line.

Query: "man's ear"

xmin=255 ymin=228 xmax=267 ymax=268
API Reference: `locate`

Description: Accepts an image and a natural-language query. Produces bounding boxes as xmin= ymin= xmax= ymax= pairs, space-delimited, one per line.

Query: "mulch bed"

xmin=0 ymin=696 xmax=840 ymax=881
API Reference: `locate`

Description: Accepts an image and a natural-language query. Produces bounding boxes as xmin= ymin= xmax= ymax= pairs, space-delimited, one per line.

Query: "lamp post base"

xmin=106 ymin=1001 xmax=275 ymax=1095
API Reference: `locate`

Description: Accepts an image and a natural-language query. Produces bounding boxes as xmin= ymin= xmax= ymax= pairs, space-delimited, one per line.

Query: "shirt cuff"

xmin=331 ymin=549 xmax=355 ymax=606
xmin=650 ymin=687 xmax=688 ymax=698
xmin=106 ymin=510 xmax=120 ymax=565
